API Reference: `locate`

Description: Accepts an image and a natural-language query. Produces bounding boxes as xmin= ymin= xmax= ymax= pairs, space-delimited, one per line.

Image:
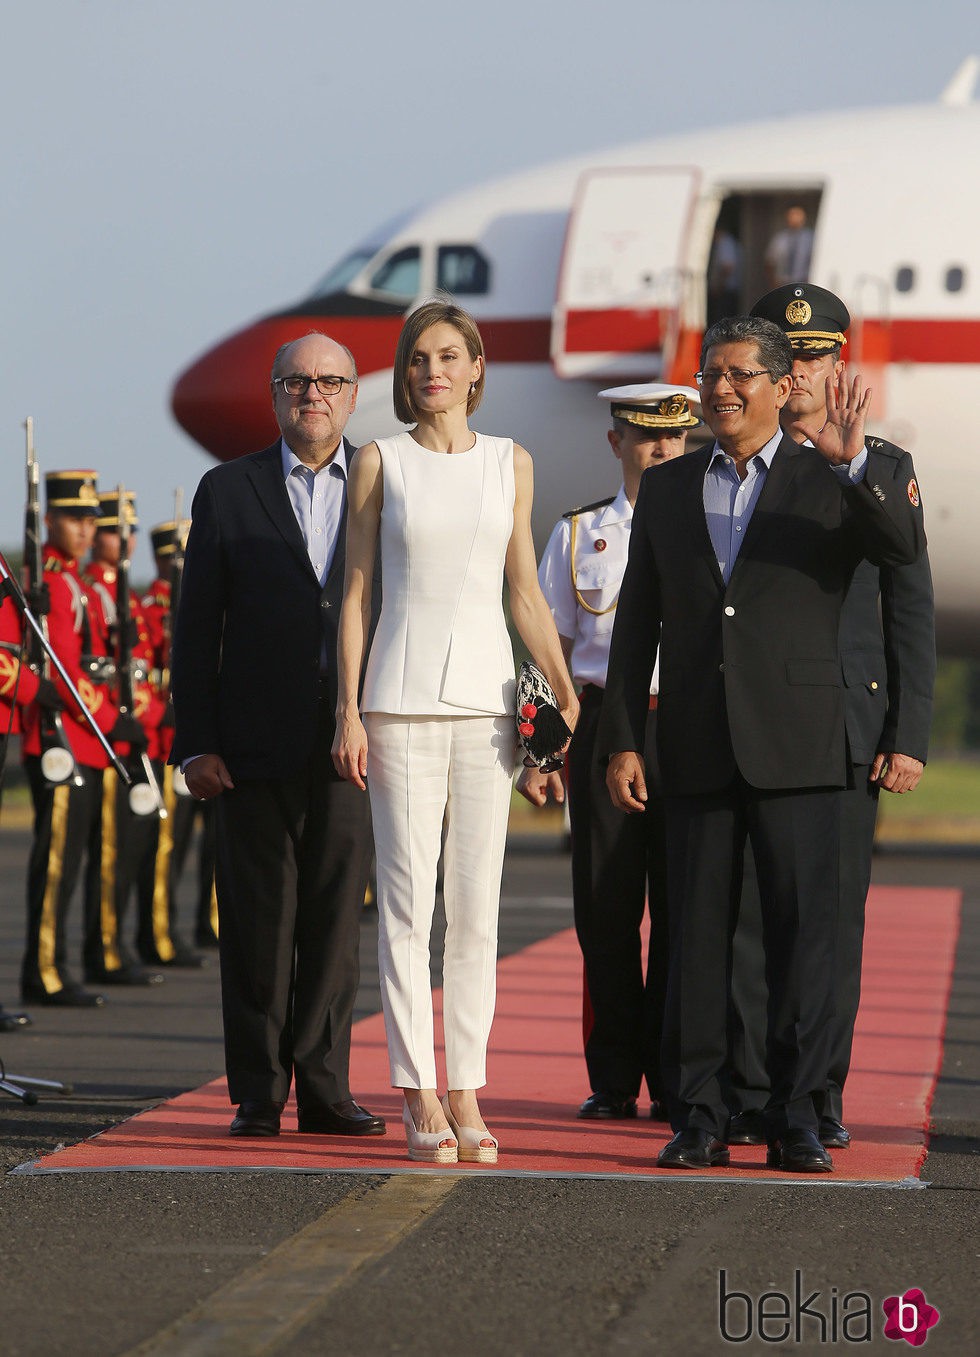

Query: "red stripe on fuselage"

xmin=563 ymin=309 xmax=667 ymax=355
xmin=561 ymin=312 xmax=980 ymax=364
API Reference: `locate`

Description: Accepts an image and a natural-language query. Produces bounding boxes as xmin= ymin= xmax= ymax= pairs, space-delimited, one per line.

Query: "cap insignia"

xmin=785 ymin=299 xmax=812 ymax=326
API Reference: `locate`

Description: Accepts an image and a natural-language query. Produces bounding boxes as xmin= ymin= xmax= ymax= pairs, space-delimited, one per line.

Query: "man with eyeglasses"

xmin=171 ymin=332 xmax=385 ymax=1140
xmin=724 ymin=285 xmax=935 ymax=1153
xmin=599 ymin=315 xmax=925 ymax=1173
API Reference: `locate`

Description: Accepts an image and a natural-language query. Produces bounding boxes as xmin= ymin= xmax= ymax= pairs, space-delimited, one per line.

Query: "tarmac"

xmin=0 ymin=817 xmax=977 ymax=1356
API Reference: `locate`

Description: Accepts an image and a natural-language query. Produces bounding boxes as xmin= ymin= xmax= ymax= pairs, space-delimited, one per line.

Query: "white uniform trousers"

xmin=365 ymin=713 xmax=516 ymax=1090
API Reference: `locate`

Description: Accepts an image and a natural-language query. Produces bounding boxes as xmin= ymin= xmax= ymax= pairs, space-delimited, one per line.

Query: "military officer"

xmin=725 ymin=284 xmax=936 ymax=1149
xmin=520 ymin=384 xmax=701 ymax=1120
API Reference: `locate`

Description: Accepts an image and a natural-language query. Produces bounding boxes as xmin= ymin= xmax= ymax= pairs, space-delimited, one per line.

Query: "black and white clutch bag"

xmin=515 ymin=661 xmax=571 ymax=773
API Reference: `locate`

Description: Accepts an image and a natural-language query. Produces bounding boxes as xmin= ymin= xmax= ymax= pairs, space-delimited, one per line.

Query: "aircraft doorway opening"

xmin=706 ymin=189 xmax=823 ymax=325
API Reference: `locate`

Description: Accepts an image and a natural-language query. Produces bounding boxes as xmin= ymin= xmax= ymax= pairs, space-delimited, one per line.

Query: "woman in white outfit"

xmin=333 ymin=300 xmax=577 ymax=1163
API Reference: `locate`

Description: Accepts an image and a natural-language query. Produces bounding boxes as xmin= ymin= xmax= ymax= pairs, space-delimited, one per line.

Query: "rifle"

xmin=161 ymin=488 xmax=185 ymax=691
xmin=165 ymin=489 xmax=193 ymax=799
xmin=23 ymin=417 xmax=84 ymax=787
xmin=115 ymin=484 xmax=166 ymax=818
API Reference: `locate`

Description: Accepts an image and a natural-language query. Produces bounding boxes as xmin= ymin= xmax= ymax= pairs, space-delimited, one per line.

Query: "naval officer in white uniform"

xmin=519 ymin=384 xmax=702 ymax=1120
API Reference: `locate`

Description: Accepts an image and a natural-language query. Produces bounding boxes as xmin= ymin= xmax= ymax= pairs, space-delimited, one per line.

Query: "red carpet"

xmin=20 ymin=885 xmax=960 ymax=1183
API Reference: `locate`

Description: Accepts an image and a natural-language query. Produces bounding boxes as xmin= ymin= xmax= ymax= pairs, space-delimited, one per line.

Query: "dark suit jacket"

xmin=171 ymin=438 xmax=374 ymax=781
xmin=598 ymin=434 xmax=926 ymax=796
xmin=838 ymin=443 xmax=935 ymax=765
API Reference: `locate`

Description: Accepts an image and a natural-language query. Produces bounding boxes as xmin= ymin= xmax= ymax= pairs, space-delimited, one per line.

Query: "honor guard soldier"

xmin=521 ymin=384 xmax=701 ymax=1120
xmin=140 ymin=520 xmax=217 ymax=957
xmin=724 ymin=284 xmax=936 ymax=1150
xmin=0 ymin=595 xmax=48 ymax=1029
xmin=20 ymin=470 xmax=122 ymax=1007
xmin=82 ymin=490 xmax=168 ymax=986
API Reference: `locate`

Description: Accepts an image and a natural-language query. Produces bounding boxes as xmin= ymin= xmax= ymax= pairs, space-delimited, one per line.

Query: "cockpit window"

xmin=370 ymin=247 xmax=421 ymax=298
xmin=308 ymin=249 xmax=375 ymax=298
xmin=437 ymin=245 xmax=491 ymax=296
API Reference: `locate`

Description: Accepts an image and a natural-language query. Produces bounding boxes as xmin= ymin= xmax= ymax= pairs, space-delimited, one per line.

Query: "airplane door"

xmin=552 ymin=166 xmax=701 ymax=381
xmin=849 ymin=276 xmax=892 ymax=421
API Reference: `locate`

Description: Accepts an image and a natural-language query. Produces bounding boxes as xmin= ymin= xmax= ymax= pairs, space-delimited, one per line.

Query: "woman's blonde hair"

xmin=393 ymin=299 xmax=486 ymax=424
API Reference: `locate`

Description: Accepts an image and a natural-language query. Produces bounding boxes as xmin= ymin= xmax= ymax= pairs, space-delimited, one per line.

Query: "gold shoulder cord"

xmin=569 ymin=513 xmax=619 ymax=617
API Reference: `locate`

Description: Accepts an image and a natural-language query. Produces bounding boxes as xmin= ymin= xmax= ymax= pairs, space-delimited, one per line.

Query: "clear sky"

xmin=2 ymin=0 xmax=977 ymax=576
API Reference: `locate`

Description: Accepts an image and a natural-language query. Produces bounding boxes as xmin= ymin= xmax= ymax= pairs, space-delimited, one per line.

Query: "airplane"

xmin=171 ymin=58 xmax=980 ymax=657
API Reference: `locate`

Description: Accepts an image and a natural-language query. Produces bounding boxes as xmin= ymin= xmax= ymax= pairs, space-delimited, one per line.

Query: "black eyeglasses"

xmin=274 ymin=374 xmax=355 ymax=397
xmin=694 ymin=368 xmax=772 ymax=388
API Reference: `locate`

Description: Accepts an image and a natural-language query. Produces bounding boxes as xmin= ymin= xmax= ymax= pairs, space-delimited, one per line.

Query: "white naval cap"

xmin=598 ymin=382 xmax=702 ymax=429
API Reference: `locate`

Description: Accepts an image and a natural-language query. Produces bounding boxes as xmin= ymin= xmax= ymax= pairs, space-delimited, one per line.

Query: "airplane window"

xmin=308 ymin=249 xmax=375 ymax=298
xmin=437 ymin=245 xmax=491 ymax=296
xmin=945 ymin=266 xmax=965 ymax=293
xmin=895 ymin=266 xmax=915 ymax=293
xmin=370 ymin=247 xmax=421 ymax=298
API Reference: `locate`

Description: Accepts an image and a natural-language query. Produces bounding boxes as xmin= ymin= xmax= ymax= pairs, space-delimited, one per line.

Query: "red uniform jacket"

xmin=140 ymin=576 xmax=173 ymax=762
xmin=85 ymin=560 xmax=167 ymax=760
xmin=0 ymin=596 xmax=40 ymax=735
xmin=21 ymin=546 xmax=118 ymax=769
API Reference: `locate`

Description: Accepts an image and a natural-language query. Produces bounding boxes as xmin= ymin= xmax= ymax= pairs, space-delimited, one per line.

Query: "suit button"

xmin=321 ymin=600 xmax=331 ymax=609
xmin=870 ymin=681 xmax=879 ymax=690
xmin=719 ymin=663 xmax=725 ymax=673
xmin=724 ymin=605 xmax=736 ymax=616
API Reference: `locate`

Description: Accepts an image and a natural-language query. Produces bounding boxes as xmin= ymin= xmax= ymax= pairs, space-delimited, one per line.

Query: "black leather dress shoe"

xmin=766 ymin=1129 xmax=833 ymax=1172
xmin=727 ymin=1109 xmax=767 ymax=1145
xmin=658 ymin=1129 xmax=730 ymax=1169
xmin=819 ymin=1117 xmax=851 ymax=1148
xmin=160 ymin=948 xmax=209 ymax=969
xmin=229 ymin=1100 xmax=283 ymax=1137
xmin=86 ymin=966 xmax=164 ymax=986
xmin=0 ymin=1007 xmax=32 ymax=1031
xmin=21 ymin=984 xmax=106 ymax=1008
xmin=577 ymin=1092 xmax=638 ymax=1120
xmin=297 ymin=1099 xmax=386 ymax=1136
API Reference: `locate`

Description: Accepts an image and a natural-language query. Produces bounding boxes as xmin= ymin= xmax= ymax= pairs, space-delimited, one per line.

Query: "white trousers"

xmin=365 ymin=713 xmax=516 ymax=1090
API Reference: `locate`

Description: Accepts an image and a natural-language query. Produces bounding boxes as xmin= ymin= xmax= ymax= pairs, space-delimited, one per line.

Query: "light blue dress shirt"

xmin=281 ymin=438 xmax=348 ymax=587
xmin=703 ymin=431 xmax=868 ymax=584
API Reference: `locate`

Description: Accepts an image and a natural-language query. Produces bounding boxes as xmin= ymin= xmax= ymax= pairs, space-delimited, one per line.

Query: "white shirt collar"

xmin=595 ymin=484 xmax=632 ymax=526
xmin=280 ymin=436 xmax=348 ymax=480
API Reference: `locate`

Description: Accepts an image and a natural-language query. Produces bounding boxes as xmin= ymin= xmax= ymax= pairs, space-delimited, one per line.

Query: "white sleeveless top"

xmin=361 ymin=431 xmax=517 ymax=717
